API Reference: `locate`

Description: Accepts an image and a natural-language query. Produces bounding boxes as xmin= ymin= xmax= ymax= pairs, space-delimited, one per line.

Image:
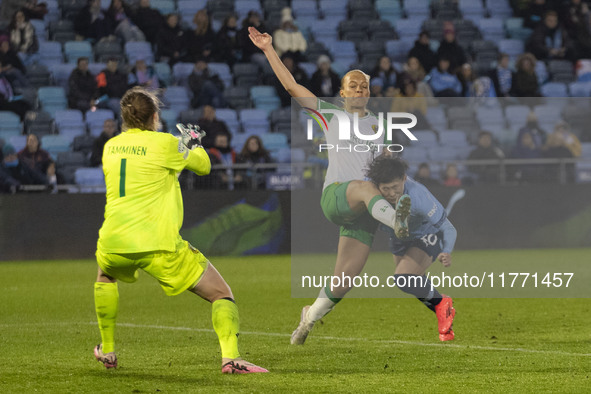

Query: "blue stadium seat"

xmin=231 ymin=132 xmax=249 ymax=150
xmin=568 ymin=81 xmax=591 ymax=97
xmin=208 ymin=63 xmax=233 ymax=88
xmin=319 ymin=0 xmax=347 ymax=19
xmin=261 ymin=132 xmax=288 ymax=152
xmin=424 ymin=107 xmax=447 ymax=129
xmin=7 ymin=135 xmax=27 ymax=152
xmin=459 ymin=0 xmax=485 ymax=20
xmin=293 ymin=0 xmax=318 ymax=18
xmin=394 ymin=19 xmax=423 ymax=39
xmin=38 ymin=40 xmax=63 ymax=67
xmin=54 ymin=109 xmax=84 ymax=129
xmin=64 ymin=41 xmax=93 ymax=63
xmin=74 ymin=167 xmax=105 ymax=190
xmin=240 ymin=109 xmax=270 ymax=135
xmin=160 ymin=109 xmax=179 ymax=132
xmin=386 ymin=38 xmax=414 ymax=62
xmin=477 ymin=18 xmax=505 ymax=41
xmin=172 ymin=62 xmax=195 ymax=86
xmin=541 ymin=82 xmax=568 ymax=97
xmin=439 ymin=130 xmax=469 ymax=147
xmin=163 ymin=86 xmax=190 ymax=111
xmin=51 ymin=63 xmax=76 ymax=91
xmin=498 ymin=39 xmax=524 ymax=57
xmin=476 ymin=106 xmax=505 ymax=129
xmin=85 ymin=109 xmax=115 ymax=136
xmin=504 ymin=105 xmax=530 ymax=131
xmin=250 ymin=85 xmax=277 ymax=99
xmin=88 ymin=62 xmax=106 ymax=77
xmin=37 ymin=86 xmax=67 ymax=115
xmin=151 ymin=0 xmax=176 ymax=14
xmin=124 ymin=41 xmax=154 ymax=64
xmin=488 ymin=0 xmax=513 ymax=18
xmin=533 ymin=104 xmax=563 ymax=127
xmin=153 ymin=62 xmax=172 ymax=86
xmin=0 ymin=111 xmax=22 ymax=134
xmin=41 ymin=135 xmax=73 ymax=159
xmin=403 ymin=0 xmax=430 ymax=18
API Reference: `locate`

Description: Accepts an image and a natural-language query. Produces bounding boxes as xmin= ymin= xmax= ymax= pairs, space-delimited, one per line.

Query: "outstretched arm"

xmin=248 ymin=27 xmax=317 ymax=108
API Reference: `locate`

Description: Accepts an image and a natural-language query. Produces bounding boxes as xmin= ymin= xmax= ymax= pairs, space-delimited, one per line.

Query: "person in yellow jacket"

xmin=92 ymin=86 xmax=268 ymax=374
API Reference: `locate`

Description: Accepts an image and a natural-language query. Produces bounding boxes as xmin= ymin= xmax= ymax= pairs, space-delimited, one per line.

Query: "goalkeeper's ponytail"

xmin=120 ymin=86 xmax=162 ymax=132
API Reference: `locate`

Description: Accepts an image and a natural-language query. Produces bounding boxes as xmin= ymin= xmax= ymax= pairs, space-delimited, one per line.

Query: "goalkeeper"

xmin=92 ymin=86 xmax=267 ymax=374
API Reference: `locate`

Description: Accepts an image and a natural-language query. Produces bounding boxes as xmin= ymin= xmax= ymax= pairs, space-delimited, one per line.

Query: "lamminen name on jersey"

xmin=107 ymin=145 xmax=148 ymax=156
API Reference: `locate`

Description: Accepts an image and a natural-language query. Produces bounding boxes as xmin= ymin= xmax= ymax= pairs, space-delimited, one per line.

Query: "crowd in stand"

xmin=0 ymin=0 xmax=590 ymax=192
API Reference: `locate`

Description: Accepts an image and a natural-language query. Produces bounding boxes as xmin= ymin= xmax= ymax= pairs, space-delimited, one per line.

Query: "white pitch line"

xmin=2 ymin=321 xmax=589 ymax=358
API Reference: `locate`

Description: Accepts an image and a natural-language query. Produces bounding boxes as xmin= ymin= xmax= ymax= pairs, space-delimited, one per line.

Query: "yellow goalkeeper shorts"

xmin=96 ymin=237 xmax=209 ymax=296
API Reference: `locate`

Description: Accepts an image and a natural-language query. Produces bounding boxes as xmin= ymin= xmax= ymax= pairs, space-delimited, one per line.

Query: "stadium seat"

xmin=26 ymin=63 xmax=52 ymax=88
xmin=297 ymin=63 xmax=317 ymax=79
xmin=159 ymin=108 xmax=179 ymax=132
xmin=49 ymin=19 xmax=75 ymax=41
xmin=0 ymin=111 xmax=22 ymax=134
xmin=24 ymin=110 xmax=54 ymax=137
xmin=94 ymin=39 xmax=123 ymax=63
xmin=458 ymin=0 xmax=485 ymax=20
xmin=476 ymin=106 xmax=505 ymax=129
xmin=498 ymin=39 xmax=524 ymax=58
xmin=64 ymin=41 xmax=93 ymax=63
xmin=504 ymin=105 xmax=530 ymax=131
xmin=488 ymin=0 xmax=513 ymax=18
xmin=533 ymin=104 xmax=563 ymax=127
xmin=162 ymin=86 xmax=190 ymax=111
xmin=51 ymin=63 xmax=77 ymax=91
xmin=535 ymin=61 xmax=549 ymax=85
xmin=38 ymin=41 xmax=63 ymax=66
xmin=541 ymin=82 xmax=569 ymax=97
xmin=240 ymin=109 xmax=270 ymax=136
xmin=292 ymin=0 xmax=318 ymax=18
xmin=178 ymin=109 xmax=202 ymax=125
xmin=403 ymin=0 xmax=430 ymax=18
xmin=56 ymin=151 xmax=87 ymax=184
xmin=224 ymin=87 xmax=251 ymax=110
xmin=150 ymin=0 xmax=176 ymax=14
xmin=208 ymin=63 xmax=233 ymax=88
xmin=309 ymin=24 xmax=340 ymax=44
xmin=172 ymin=62 xmax=195 ymax=87
xmin=261 ymin=132 xmax=288 ymax=152
xmin=568 ymin=81 xmax=591 ymax=97
xmin=439 ymin=129 xmax=469 ymax=147
xmin=233 ymin=63 xmax=260 ymax=87
xmin=74 ymin=167 xmax=105 ymax=191
xmin=124 ymin=41 xmax=154 ymax=64
xmin=41 ymin=135 xmax=72 ymax=159
xmin=424 ymin=107 xmax=447 ymax=129
xmin=549 ymin=60 xmax=575 ymax=83
xmin=85 ymin=109 xmax=115 ymax=136
xmin=54 ymin=109 xmax=84 ymax=131
xmin=401 ymin=145 xmax=430 ymax=163
xmin=153 ymin=62 xmax=172 ymax=87
xmin=477 ymin=18 xmax=505 ymax=42
xmin=386 ymin=39 xmax=414 ymax=62
xmin=319 ymin=0 xmax=348 ymax=19
xmin=37 ymin=87 xmax=67 ymax=115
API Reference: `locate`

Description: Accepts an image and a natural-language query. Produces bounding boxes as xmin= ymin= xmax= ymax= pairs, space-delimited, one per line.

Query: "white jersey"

xmin=318 ymin=100 xmax=388 ymax=190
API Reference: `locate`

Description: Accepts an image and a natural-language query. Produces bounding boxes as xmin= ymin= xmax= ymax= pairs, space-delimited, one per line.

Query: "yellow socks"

xmin=212 ymin=299 xmax=240 ymax=359
xmin=94 ymin=282 xmax=119 ymax=354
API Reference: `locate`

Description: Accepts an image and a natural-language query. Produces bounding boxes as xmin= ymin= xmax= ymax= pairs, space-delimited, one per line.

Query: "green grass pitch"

xmin=1 ymin=250 xmax=590 ymax=393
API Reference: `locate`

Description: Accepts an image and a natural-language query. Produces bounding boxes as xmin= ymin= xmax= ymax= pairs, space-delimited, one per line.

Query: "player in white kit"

xmin=249 ymin=27 xmax=412 ymax=344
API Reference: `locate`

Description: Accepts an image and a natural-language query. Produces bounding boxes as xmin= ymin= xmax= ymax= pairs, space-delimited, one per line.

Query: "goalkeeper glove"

xmin=176 ymin=123 xmax=207 ymax=150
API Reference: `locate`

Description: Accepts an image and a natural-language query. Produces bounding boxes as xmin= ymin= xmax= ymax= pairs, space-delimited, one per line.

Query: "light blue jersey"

xmin=385 ymin=176 xmax=457 ymax=254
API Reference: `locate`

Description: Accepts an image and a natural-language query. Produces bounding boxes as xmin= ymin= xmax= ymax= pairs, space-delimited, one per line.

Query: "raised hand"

xmin=248 ymin=26 xmax=272 ymax=51
xmin=437 ymin=253 xmax=452 ymax=267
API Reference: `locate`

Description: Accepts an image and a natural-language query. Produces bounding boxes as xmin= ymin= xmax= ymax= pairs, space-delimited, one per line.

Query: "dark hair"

xmin=77 ymin=56 xmax=89 ymax=65
xmin=120 ymin=86 xmax=161 ymax=131
xmin=240 ymin=135 xmax=270 ymax=158
xmin=366 ymin=156 xmax=408 ymax=185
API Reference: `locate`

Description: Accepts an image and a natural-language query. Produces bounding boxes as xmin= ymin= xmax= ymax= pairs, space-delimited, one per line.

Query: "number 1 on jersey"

xmin=119 ymin=158 xmax=127 ymax=197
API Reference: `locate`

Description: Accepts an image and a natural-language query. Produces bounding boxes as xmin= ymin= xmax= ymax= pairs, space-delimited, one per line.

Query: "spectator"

xmin=156 ymin=13 xmax=186 ymax=66
xmin=197 ymin=105 xmax=231 ymax=149
xmin=517 ymin=112 xmax=547 ymax=149
xmin=128 ymin=57 xmax=159 ymax=91
xmin=236 ymin=135 xmax=274 ymax=189
xmin=561 ymin=0 xmax=591 ymax=59
xmin=215 ymin=14 xmax=240 ymax=66
xmin=188 ymin=60 xmax=226 ymax=108
xmin=400 ymin=56 xmax=436 ymax=103
xmin=185 ymin=9 xmax=216 ymax=63
xmin=0 ymin=63 xmax=30 ymax=120
xmin=208 ymin=133 xmax=243 ymax=190
xmin=0 ymin=35 xmax=28 ymax=89
xmin=131 ymin=0 xmax=164 ymax=46
xmin=414 ymin=162 xmax=440 ymax=188
xmin=90 ymin=118 xmax=118 ymax=166
xmin=17 ymin=133 xmax=56 ymax=188
xmin=8 ymin=9 xmax=38 ymax=65
xmin=528 ymin=10 xmax=574 ymax=61
xmin=371 ymin=55 xmax=398 ymax=91
xmin=511 ymin=53 xmax=541 ymax=97
xmin=96 ymin=57 xmax=129 ymax=114
xmin=272 ymin=7 xmax=307 ymax=62
xmin=510 ymin=131 xmax=543 ymax=183
xmin=237 ymin=10 xmax=268 ymax=64
xmin=0 ymin=143 xmax=48 ymax=193
xmin=309 ymin=54 xmax=340 ymax=97
xmin=542 ymin=131 xmax=575 ymax=183
xmin=549 ymin=120 xmax=581 ymax=157
xmin=443 ymin=163 xmax=462 ymax=187
xmin=275 ymin=53 xmax=308 ymax=107
xmin=524 ymin=0 xmax=550 ymax=29
xmin=436 ymin=22 xmax=466 ymax=72
xmin=106 ymin=0 xmax=145 ymax=43
xmin=1 ymin=1 xmax=28 ymax=24
xmin=68 ymin=56 xmax=98 ymax=113
xmin=408 ymin=31 xmax=437 ymax=73
xmin=428 ymin=57 xmax=462 ymax=97
xmin=23 ymin=0 xmax=48 ymax=20
xmin=74 ymin=0 xmax=115 ymax=43
xmin=458 ymin=63 xmax=495 ymax=98
xmin=369 ymin=77 xmax=384 ymax=98
xmin=467 ymin=130 xmax=505 ymax=183
xmin=489 ymin=53 xmax=513 ymax=98
xmin=391 ymin=77 xmax=430 ymax=130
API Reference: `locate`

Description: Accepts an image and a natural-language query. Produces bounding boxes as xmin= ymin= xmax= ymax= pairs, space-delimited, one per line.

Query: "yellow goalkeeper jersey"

xmin=97 ymin=128 xmax=210 ymax=253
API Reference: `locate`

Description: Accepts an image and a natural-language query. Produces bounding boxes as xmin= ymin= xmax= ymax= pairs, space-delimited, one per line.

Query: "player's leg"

xmin=292 ymin=236 xmax=371 ymax=345
xmin=93 ymin=266 xmax=119 ymax=368
xmin=189 ymin=262 xmax=268 ymax=374
xmin=394 ymin=247 xmax=455 ymax=340
xmin=346 ymin=180 xmax=411 ymax=237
